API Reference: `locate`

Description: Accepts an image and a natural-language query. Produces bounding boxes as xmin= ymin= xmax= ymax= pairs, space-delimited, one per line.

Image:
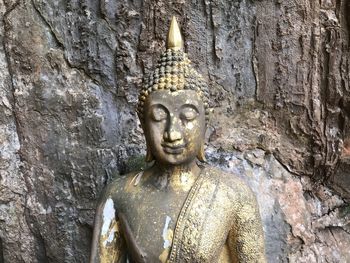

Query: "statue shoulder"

xmin=203 ymin=165 xmax=256 ymax=201
xmin=99 ymin=170 xmax=141 ymax=201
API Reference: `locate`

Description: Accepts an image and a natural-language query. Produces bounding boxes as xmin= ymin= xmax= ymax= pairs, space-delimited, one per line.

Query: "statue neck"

xmin=151 ymin=160 xmax=201 ymax=191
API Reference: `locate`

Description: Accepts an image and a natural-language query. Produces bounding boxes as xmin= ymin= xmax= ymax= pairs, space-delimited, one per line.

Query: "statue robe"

xmin=168 ymin=167 xmax=266 ymax=263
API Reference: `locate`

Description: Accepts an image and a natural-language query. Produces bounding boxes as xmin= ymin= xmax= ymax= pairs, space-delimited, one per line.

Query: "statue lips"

xmin=161 ymin=142 xmax=186 ymax=154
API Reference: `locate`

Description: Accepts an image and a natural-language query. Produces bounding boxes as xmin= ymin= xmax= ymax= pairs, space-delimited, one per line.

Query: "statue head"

xmin=137 ymin=17 xmax=210 ymax=165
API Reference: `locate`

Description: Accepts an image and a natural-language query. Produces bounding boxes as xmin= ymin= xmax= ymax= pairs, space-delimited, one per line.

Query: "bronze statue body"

xmin=90 ymin=17 xmax=266 ymax=263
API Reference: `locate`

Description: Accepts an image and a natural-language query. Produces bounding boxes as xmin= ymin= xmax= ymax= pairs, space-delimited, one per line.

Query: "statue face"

xmin=142 ymin=89 xmax=206 ymax=165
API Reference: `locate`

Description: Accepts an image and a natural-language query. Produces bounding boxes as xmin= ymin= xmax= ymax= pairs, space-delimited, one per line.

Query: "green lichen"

xmin=124 ymin=155 xmax=148 ymax=173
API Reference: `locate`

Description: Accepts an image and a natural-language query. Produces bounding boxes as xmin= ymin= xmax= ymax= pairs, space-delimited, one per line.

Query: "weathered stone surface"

xmin=0 ymin=0 xmax=349 ymax=262
xmin=0 ymin=1 xmax=35 ymax=262
xmin=330 ymin=157 xmax=350 ymax=201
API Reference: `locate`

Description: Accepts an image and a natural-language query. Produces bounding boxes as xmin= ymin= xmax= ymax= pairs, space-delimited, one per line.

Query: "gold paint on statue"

xmin=90 ymin=16 xmax=266 ymax=263
xmin=167 ymin=16 xmax=183 ymax=50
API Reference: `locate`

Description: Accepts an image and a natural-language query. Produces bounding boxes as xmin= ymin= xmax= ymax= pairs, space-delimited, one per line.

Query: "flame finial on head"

xmin=167 ymin=16 xmax=183 ymax=50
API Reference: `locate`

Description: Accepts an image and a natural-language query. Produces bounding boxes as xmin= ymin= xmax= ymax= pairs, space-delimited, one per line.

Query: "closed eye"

xmin=180 ymin=105 xmax=199 ymax=121
xmin=150 ymin=105 xmax=168 ymax=121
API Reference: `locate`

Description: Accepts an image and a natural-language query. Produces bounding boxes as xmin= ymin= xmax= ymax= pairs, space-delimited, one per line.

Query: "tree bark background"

xmin=0 ymin=0 xmax=349 ymax=262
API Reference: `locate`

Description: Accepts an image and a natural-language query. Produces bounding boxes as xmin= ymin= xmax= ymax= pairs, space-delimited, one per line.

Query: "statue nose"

xmin=164 ymin=130 xmax=182 ymax=142
xmin=164 ymin=117 xmax=182 ymax=142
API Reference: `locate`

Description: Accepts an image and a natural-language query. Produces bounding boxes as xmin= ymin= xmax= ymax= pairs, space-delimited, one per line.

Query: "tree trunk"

xmin=0 ymin=0 xmax=349 ymax=262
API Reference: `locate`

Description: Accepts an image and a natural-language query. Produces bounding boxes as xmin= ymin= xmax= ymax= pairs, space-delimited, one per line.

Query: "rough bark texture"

xmin=0 ymin=0 xmax=349 ymax=262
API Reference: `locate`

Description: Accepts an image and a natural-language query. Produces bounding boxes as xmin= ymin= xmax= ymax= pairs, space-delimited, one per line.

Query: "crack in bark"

xmin=31 ymin=0 xmax=64 ymax=48
xmin=328 ymin=225 xmax=350 ymax=236
xmin=62 ymin=55 xmax=105 ymax=88
xmin=207 ymin=0 xmax=219 ymax=64
xmin=252 ymin=17 xmax=259 ymax=102
xmin=99 ymin=13 xmax=118 ymax=34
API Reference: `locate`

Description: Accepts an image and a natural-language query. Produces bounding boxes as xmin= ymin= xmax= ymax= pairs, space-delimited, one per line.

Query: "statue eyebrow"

xmin=148 ymin=103 xmax=169 ymax=113
xmin=180 ymin=103 xmax=199 ymax=113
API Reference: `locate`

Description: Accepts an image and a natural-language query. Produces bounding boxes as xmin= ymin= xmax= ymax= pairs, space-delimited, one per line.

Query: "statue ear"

xmin=197 ymin=143 xmax=206 ymax=162
xmin=145 ymin=144 xmax=154 ymax=162
xmin=137 ymin=112 xmax=154 ymax=162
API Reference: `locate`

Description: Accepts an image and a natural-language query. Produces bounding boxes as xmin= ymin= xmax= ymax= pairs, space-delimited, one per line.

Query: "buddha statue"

xmin=90 ymin=17 xmax=266 ymax=263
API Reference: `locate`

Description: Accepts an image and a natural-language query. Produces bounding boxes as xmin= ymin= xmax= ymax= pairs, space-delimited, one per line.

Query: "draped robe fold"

xmin=168 ymin=168 xmax=235 ymax=263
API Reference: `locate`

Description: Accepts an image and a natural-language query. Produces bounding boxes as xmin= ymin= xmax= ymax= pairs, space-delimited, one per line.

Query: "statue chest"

xmin=114 ymin=176 xmax=234 ymax=263
xmin=115 ymin=189 xmax=188 ymax=262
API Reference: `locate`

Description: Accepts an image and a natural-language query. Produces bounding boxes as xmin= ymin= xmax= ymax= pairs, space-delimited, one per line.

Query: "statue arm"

xmin=90 ymin=188 xmax=126 ymax=263
xmin=227 ymin=187 xmax=266 ymax=263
